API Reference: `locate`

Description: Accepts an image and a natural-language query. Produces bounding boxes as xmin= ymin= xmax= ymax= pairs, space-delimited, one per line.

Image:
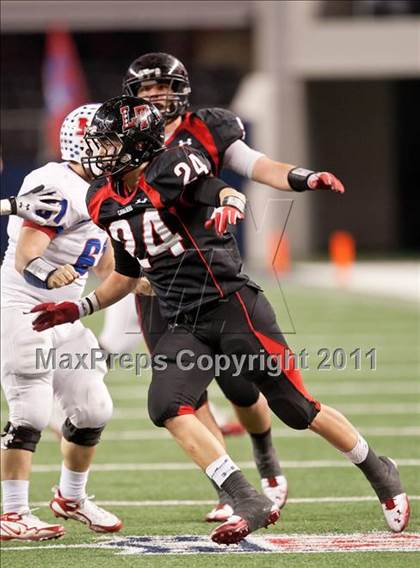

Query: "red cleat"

xmin=220 ymin=422 xmax=246 ymax=437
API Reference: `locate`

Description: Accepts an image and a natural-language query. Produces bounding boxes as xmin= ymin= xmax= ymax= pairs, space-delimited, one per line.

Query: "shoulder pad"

xmin=194 ymin=107 xmax=245 ymax=153
xmin=146 ymin=146 xmax=211 ymax=185
xmin=142 ymin=146 xmax=212 ymax=208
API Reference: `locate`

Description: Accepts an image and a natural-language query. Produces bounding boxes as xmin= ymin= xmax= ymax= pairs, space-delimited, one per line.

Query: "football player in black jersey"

xmin=119 ymin=52 xmax=349 ymax=520
xmin=122 ymin=52 xmax=289 ymax=520
xmin=31 ymin=96 xmax=410 ymax=543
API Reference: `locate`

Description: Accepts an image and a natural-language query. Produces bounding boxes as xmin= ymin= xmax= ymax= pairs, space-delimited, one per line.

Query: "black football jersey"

xmin=165 ymin=108 xmax=245 ymax=175
xmin=86 ymin=145 xmax=249 ymax=319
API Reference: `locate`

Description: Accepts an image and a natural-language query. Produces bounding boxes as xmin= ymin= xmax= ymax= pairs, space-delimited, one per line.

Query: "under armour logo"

xmin=178 ymin=138 xmax=192 ymax=147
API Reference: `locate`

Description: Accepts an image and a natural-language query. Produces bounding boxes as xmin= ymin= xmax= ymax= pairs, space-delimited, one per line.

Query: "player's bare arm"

xmin=224 ymin=140 xmax=345 ymax=194
xmin=31 ymin=270 xmax=138 ymax=332
xmin=253 ymin=155 xmax=345 ymax=194
xmin=14 ymin=226 xmax=79 ymax=289
xmin=92 ymin=240 xmax=115 ymax=280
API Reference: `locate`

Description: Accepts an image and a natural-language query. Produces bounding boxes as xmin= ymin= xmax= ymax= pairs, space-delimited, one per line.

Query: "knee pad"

xmin=64 ymin=386 xmax=113 ymax=430
xmin=1 ymin=422 xmax=41 ymax=452
xmin=216 ymin=373 xmax=260 ymax=407
xmin=148 ymin=399 xmax=196 ymax=428
xmin=62 ymin=418 xmax=104 ymax=446
xmin=258 ymin=377 xmax=320 ymax=430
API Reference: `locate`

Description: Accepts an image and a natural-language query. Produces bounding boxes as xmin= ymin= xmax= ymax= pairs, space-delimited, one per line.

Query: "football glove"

xmin=31 ymin=302 xmax=80 ymax=332
xmin=307 ymin=171 xmax=345 ymax=194
xmin=12 ymin=185 xmax=62 ymax=224
xmin=205 ymin=194 xmax=246 ymax=238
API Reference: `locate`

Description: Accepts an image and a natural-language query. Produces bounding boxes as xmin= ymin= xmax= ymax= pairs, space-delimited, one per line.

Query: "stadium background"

xmin=1 ymin=1 xmax=419 ymax=566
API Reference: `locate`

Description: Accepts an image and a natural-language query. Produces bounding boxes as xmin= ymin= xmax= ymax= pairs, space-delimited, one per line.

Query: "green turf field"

xmin=1 ymin=281 xmax=419 ymax=567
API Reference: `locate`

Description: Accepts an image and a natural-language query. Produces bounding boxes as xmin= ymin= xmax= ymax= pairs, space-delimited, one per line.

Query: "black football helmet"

xmin=82 ymin=96 xmax=165 ymax=179
xmin=122 ymin=52 xmax=191 ymax=121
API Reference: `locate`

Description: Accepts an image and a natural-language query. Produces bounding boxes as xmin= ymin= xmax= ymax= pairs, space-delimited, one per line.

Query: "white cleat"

xmin=205 ymin=503 xmax=234 ymax=523
xmin=0 ymin=509 xmax=65 ymax=541
xmin=375 ymin=458 xmax=410 ymax=533
xmin=381 ymin=493 xmax=410 ymax=533
xmin=261 ymin=475 xmax=288 ymax=509
xmin=49 ymin=489 xmax=123 ymax=533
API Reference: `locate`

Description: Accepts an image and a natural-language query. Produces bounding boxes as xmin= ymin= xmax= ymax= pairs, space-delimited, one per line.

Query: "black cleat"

xmin=210 ymin=494 xmax=279 ymax=545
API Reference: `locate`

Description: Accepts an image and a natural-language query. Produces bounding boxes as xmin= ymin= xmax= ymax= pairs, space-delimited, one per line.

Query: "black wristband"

xmin=287 ymin=167 xmax=315 ymax=192
xmin=9 ymin=196 xmax=17 ymax=215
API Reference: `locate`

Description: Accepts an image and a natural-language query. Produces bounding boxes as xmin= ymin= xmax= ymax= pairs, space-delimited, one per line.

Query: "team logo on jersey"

xmin=177 ymin=138 xmax=193 ymax=147
xmin=120 ymin=105 xmax=151 ymax=131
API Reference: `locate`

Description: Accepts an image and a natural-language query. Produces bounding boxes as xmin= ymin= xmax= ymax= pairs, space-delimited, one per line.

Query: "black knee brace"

xmin=216 ymin=373 xmax=260 ymax=407
xmin=1 ymin=422 xmax=41 ymax=452
xmin=257 ymin=377 xmax=320 ymax=430
xmin=62 ymin=418 xmax=104 ymax=446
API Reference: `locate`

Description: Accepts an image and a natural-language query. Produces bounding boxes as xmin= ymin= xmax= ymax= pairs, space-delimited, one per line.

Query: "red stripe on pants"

xmin=235 ymin=291 xmax=319 ymax=406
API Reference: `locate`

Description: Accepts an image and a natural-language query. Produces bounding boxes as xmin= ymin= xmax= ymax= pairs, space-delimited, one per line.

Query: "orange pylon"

xmin=269 ymin=234 xmax=290 ymax=273
xmin=329 ymin=231 xmax=355 ymax=286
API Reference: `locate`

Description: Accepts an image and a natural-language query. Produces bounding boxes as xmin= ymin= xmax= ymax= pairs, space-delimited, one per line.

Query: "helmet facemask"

xmin=82 ymin=127 xmax=164 ymax=180
xmin=124 ymin=76 xmax=190 ymax=122
xmin=83 ymin=130 xmax=128 ymax=179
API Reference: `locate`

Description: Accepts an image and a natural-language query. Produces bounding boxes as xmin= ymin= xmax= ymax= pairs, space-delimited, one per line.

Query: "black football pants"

xmin=137 ymin=284 xmax=320 ymax=429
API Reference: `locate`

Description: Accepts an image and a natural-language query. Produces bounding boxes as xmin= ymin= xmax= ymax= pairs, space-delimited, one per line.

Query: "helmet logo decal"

xmin=120 ymin=104 xmax=152 ymax=131
xmin=76 ymin=117 xmax=89 ymax=136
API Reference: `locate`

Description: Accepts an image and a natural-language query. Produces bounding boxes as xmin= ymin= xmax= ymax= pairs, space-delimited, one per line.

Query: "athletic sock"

xmin=342 ymin=435 xmax=396 ymax=501
xmin=342 ymin=434 xmax=369 ymax=464
xmin=210 ymin=479 xmax=234 ymax=508
xmin=2 ymin=480 xmax=29 ymax=513
xmin=221 ymin=471 xmax=260 ymax=501
xmin=205 ymin=454 xmax=257 ymax=501
xmin=59 ymin=463 xmax=89 ymax=500
xmin=250 ymin=428 xmax=282 ymax=479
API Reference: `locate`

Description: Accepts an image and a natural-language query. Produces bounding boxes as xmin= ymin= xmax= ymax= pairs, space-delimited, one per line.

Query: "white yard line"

xmin=109 ymin=382 xmax=419 ymax=400
xmin=28 ymin=495 xmax=420 ymax=508
xmin=39 ymin=426 xmax=420 ymax=442
xmin=32 ymin=459 xmax=420 ymax=473
xmin=110 ymin=403 xmax=420 ymax=420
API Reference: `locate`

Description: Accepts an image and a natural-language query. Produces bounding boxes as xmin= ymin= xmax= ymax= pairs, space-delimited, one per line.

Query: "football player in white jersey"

xmin=0 ymin=104 xmax=122 ymax=541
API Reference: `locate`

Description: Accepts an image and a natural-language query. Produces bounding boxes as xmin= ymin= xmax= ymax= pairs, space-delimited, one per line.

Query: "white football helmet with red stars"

xmin=60 ymin=104 xmax=101 ymax=163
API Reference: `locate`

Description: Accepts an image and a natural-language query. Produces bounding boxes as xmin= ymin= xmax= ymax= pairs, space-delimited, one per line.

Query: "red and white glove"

xmin=205 ymin=194 xmax=246 ymax=238
xmin=205 ymin=206 xmax=244 ymax=238
xmin=307 ymin=171 xmax=345 ymax=194
xmin=31 ymin=302 xmax=80 ymax=332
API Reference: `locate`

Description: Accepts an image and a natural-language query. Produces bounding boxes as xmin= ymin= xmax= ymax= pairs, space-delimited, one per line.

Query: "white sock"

xmin=59 ymin=463 xmax=89 ymax=500
xmin=2 ymin=480 xmax=29 ymax=513
xmin=343 ymin=434 xmax=369 ymax=465
xmin=205 ymin=454 xmax=239 ymax=488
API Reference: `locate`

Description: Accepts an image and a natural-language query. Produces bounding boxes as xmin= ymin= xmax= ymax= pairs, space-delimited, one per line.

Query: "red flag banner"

xmin=43 ymin=28 xmax=89 ymax=158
